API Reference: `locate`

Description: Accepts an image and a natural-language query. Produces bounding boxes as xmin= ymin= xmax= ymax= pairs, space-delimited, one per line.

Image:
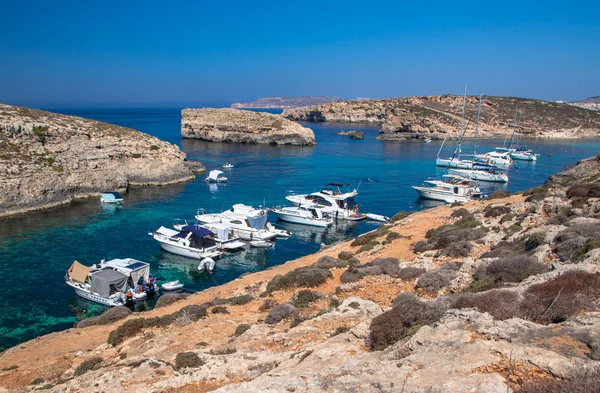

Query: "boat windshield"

xmin=337 ymin=197 xmax=356 ymax=209
xmin=306 ymin=195 xmax=333 ymax=207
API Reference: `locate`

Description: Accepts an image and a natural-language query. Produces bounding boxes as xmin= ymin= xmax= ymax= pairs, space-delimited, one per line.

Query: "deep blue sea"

xmin=1 ymin=107 xmax=598 ymax=350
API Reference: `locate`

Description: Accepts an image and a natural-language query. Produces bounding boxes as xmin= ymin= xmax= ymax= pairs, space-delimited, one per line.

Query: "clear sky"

xmin=1 ymin=0 xmax=598 ymax=107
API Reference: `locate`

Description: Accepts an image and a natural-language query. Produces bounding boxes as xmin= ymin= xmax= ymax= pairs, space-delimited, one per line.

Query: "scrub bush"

xmin=291 ymin=290 xmax=321 ymax=308
xmin=234 ymin=324 xmax=251 ymax=337
xmin=350 ymin=232 xmax=378 ymax=247
xmin=473 ymin=256 xmax=547 ymax=287
xmin=155 ymin=293 xmax=189 ymax=308
xmin=74 ymin=356 xmax=103 ymax=376
xmin=211 ymin=306 xmax=229 ymax=314
xmin=175 ymin=352 xmax=204 ymax=370
xmin=397 ymin=266 xmax=426 ymax=281
xmin=265 ymin=304 xmax=297 ymax=324
xmin=391 ymin=211 xmax=411 ymax=223
xmin=441 ymin=240 xmax=472 ymax=257
xmin=384 ymin=232 xmax=403 ymax=243
xmin=338 ymin=251 xmax=354 ymax=261
xmin=266 ymin=267 xmax=333 ymax=293
xmin=484 ymin=205 xmax=512 ymax=218
xmin=77 ymin=306 xmax=131 ymax=328
xmin=357 ymin=240 xmax=379 ymax=253
xmin=416 ymin=267 xmax=459 ymax=293
xmin=228 ymin=294 xmax=254 ymax=306
xmin=312 ymin=255 xmax=341 ymax=269
xmin=450 ymin=208 xmax=472 ymax=219
xmin=107 ymin=318 xmax=145 ymax=346
xmin=487 ymin=190 xmax=511 ymax=200
xmin=566 ymin=183 xmax=600 ymax=198
xmin=518 ymin=370 xmax=600 ymax=393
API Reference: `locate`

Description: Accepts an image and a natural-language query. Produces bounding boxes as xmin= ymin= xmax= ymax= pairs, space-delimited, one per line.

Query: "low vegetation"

xmin=175 ymin=352 xmax=204 ymax=371
xmin=416 ymin=263 xmax=461 ymax=293
xmin=266 ymin=266 xmax=333 ymax=293
xmin=390 ymin=211 xmax=411 ymax=223
xmin=566 ymin=182 xmax=600 ymax=198
xmin=234 ymin=324 xmax=251 ymax=337
xmin=518 ymin=369 xmax=600 ymax=393
xmin=291 ymin=290 xmax=322 ymax=308
xmin=74 ymin=357 xmax=103 ymax=376
xmin=107 ymin=318 xmax=145 ymax=346
xmin=487 ymin=190 xmax=511 ymax=200
xmin=469 ymin=256 xmax=547 ymax=292
xmin=77 ymin=306 xmax=131 ymax=328
xmin=265 ymin=304 xmax=297 ymax=324
xmin=155 ymin=293 xmax=189 ymax=308
xmin=340 ymin=257 xmax=403 ymax=283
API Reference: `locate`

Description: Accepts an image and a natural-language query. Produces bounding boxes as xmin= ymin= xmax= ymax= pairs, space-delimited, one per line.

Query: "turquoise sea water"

xmin=1 ymin=107 xmax=598 ymax=350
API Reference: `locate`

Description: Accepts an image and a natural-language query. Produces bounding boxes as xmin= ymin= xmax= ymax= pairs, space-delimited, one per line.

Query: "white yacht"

xmin=413 ymin=175 xmax=483 ymax=203
xmin=285 ymin=183 xmax=365 ymax=220
xmin=474 ymin=151 xmax=513 ymax=167
xmin=150 ymin=225 xmax=222 ymax=260
xmin=495 ymin=111 xmax=537 ymax=161
xmin=172 ymin=219 xmax=246 ymax=251
xmin=100 ymin=192 xmax=123 ymax=204
xmin=205 ymin=169 xmax=228 ymax=183
xmin=448 ymin=168 xmax=509 ymax=183
xmin=65 ymin=258 xmax=157 ymax=307
xmin=195 ymin=204 xmax=283 ymax=241
xmin=271 ymin=205 xmax=334 ymax=228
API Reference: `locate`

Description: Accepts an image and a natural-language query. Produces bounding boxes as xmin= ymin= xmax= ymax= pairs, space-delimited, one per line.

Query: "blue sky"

xmin=1 ymin=0 xmax=598 ymax=107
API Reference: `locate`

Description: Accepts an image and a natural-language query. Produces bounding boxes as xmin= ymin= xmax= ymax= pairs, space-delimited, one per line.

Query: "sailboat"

xmin=495 ymin=111 xmax=537 ymax=161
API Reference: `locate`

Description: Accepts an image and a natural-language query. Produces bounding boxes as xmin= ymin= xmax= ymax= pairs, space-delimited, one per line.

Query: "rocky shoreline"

xmin=0 ymin=104 xmax=204 ymax=217
xmin=1 ymin=154 xmax=599 ymax=392
xmin=231 ymin=96 xmax=339 ymax=109
xmin=182 ymin=108 xmax=315 ymax=145
xmin=283 ymin=95 xmax=600 ymax=140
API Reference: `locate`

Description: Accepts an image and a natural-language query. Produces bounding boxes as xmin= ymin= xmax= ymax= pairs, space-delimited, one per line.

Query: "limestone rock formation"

xmin=0 ymin=104 xmax=204 ymax=217
xmin=231 ymin=96 xmax=339 ymax=109
xmin=181 ymin=108 xmax=315 ymax=145
xmin=283 ymin=95 xmax=600 ymax=140
xmin=338 ymin=130 xmax=365 ymax=139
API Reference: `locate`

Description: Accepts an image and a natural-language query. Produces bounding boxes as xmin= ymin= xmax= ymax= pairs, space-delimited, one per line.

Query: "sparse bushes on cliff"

xmin=312 ymin=255 xmax=341 ymax=269
xmin=351 ymin=232 xmax=378 ymax=247
xmin=155 ymin=293 xmax=189 ymax=308
xmin=234 ymin=324 xmax=252 ymax=337
xmin=416 ymin=264 xmax=460 ymax=293
xmin=291 ymin=290 xmax=321 ymax=308
xmin=521 ymin=271 xmax=600 ymax=324
xmin=487 ymin=190 xmax=511 ymax=200
xmin=384 ymin=232 xmax=403 ymax=244
xmin=175 ymin=352 xmax=205 ymax=371
xmin=369 ymin=296 xmax=445 ymax=350
xmin=397 ymin=266 xmax=426 ymax=281
xmin=77 ymin=306 xmax=131 ymax=328
xmin=524 ymin=186 xmax=549 ymax=202
xmin=451 ymin=290 xmax=521 ymax=320
xmin=259 ymin=298 xmax=278 ymax=311
xmin=211 ymin=306 xmax=229 ymax=314
xmin=450 ymin=208 xmax=473 ymax=220
xmin=441 ymin=240 xmax=472 ymax=257
xmin=340 ymin=257 xmax=402 ymax=283
xmin=265 ymin=304 xmax=297 ymax=324
xmin=357 ymin=240 xmax=379 ymax=253
xmin=338 ymin=251 xmax=354 ymax=261
xmin=228 ymin=294 xmax=254 ymax=306
xmin=518 ymin=369 xmax=600 ymax=393
xmin=472 ymin=256 xmax=547 ymax=291
xmin=484 ymin=205 xmax=512 ymax=218
xmin=266 ymin=267 xmax=333 ymax=293
xmin=391 ymin=211 xmax=411 ymax=223
xmin=74 ymin=356 xmax=103 ymax=376
xmin=566 ymin=183 xmax=600 ymax=199
xmin=107 ymin=318 xmax=145 ymax=346
xmin=553 ymin=223 xmax=600 ymax=262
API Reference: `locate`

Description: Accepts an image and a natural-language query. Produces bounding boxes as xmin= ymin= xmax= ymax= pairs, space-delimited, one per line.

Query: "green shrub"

xmin=265 ymin=304 xmax=297 ymax=324
xmin=74 ymin=356 xmax=103 ymax=376
xmin=155 ymin=293 xmax=189 ymax=308
xmin=265 ymin=267 xmax=333 ymax=293
xmin=211 ymin=306 xmax=229 ymax=314
xmin=338 ymin=251 xmax=354 ymax=261
xmin=487 ymin=190 xmax=511 ymax=200
xmin=464 ymin=278 xmax=498 ymax=293
xmin=107 ymin=318 xmax=145 ymax=346
xmin=350 ymin=232 xmax=378 ymax=247
xmin=346 ymin=257 xmax=361 ymax=267
xmin=484 ymin=205 xmax=511 ymax=218
xmin=375 ymin=225 xmax=390 ymax=236
xmin=291 ymin=290 xmax=321 ymax=308
xmin=175 ymin=352 xmax=204 ymax=371
xmin=150 ymin=144 xmax=159 ymax=150
xmin=384 ymin=232 xmax=403 ymax=244
xmin=357 ymin=240 xmax=379 ymax=253
xmin=234 ymin=324 xmax=251 ymax=337
xmin=391 ymin=211 xmax=411 ymax=223
xmin=441 ymin=241 xmax=472 ymax=257
xmin=259 ymin=298 xmax=278 ymax=311
xmin=369 ymin=296 xmax=445 ymax=350
xmin=312 ymin=255 xmax=341 ymax=269
xmin=474 ymin=256 xmax=547 ymax=286
xmin=77 ymin=306 xmax=131 ymax=328
xmin=228 ymin=294 xmax=254 ymax=306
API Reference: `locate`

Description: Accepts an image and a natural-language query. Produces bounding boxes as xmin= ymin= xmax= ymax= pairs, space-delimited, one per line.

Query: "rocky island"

xmin=2 ymin=154 xmax=600 ymax=392
xmin=181 ymin=108 xmax=315 ymax=145
xmin=0 ymin=104 xmax=204 ymax=217
xmin=231 ymin=96 xmax=339 ymax=109
xmin=283 ymin=95 xmax=600 ymax=140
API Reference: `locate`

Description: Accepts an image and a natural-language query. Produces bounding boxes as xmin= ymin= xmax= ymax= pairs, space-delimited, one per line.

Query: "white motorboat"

xmin=474 ymin=151 xmax=513 ymax=167
xmin=100 ymin=192 xmax=123 ymax=204
xmin=413 ymin=175 xmax=483 ymax=203
xmin=510 ymin=148 xmax=537 ymax=161
xmin=496 ymin=111 xmax=537 ymax=161
xmin=195 ymin=204 xmax=279 ymax=241
xmin=150 ymin=225 xmax=222 ymax=260
xmin=65 ymin=258 xmax=157 ymax=307
xmin=250 ymin=240 xmax=273 ymax=248
xmin=271 ymin=205 xmax=333 ymax=228
xmin=162 ymin=280 xmax=184 ymax=291
xmin=448 ymin=168 xmax=509 ymax=183
xmin=424 ymin=138 xmax=432 ymax=144
xmin=223 ymin=163 xmax=234 ymax=169
xmin=285 ymin=183 xmax=363 ymax=220
xmin=436 ymin=157 xmax=476 ymax=169
xmin=205 ymin=169 xmax=228 ymax=183
xmin=366 ymin=213 xmax=390 ymax=222
xmin=200 ymin=222 xmax=247 ymax=251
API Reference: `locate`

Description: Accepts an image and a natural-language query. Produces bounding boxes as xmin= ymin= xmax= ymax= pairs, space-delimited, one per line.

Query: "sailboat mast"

xmin=508 ymin=109 xmax=518 ymax=149
xmin=473 ymin=93 xmax=482 ymax=157
xmin=455 ymin=87 xmax=467 ymax=161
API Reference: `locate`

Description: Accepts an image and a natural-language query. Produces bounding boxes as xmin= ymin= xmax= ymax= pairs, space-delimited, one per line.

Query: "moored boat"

xmin=100 ymin=192 xmax=123 ymax=204
xmin=413 ymin=175 xmax=483 ymax=203
xmin=285 ymin=183 xmax=362 ymax=220
xmin=271 ymin=205 xmax=333 ymax=228
xmin=150 ymin=225 xmax=222 ymax=260
xmin=195 ymin=204 xmax=280 ymax=241
xmin=205 ymin=169 xmax=228 ymax=183
xmin=448 ymin=168 xmax=509 ymax=183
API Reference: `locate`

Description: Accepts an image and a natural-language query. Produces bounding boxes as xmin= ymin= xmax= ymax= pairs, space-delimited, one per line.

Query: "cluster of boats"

xmin=414 ymin=91 xmax=539 ymax=203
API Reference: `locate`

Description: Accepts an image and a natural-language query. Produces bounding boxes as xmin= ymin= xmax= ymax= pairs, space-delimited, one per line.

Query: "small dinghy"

xmin=132 ymin=291 xmax=148 ymax=300
xmin=273 ymin=228 xmax=292 ymax=238
xmin=162 ymin=280 xmax=184 ymax=291
xmin=344 ymin=213 xmax=367 ymax=221
xmin=198 ymin=257 xmax=216 ymax=272
xmin=366 ymin=213 xmax=390 ymax=222
xmin=424 ymin=138 xmax=432 ymax=144
xmin=223 ymin=163 xmax=234 ymax=169
xmin=250 ymin=240 xmax=273 ymax=248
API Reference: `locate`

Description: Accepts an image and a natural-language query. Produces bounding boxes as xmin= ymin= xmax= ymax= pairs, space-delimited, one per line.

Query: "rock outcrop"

xmin=2 ymin=155 xmax=600 ymax=392
xmin=0 ymin=104 xmax=204 ymax=217
xmin=181 ymin=108 xmax=315 ymax=145
xmin=283 ymin=95 xmax=600 ymax=140
xmin=231 ymin=96 xmax=339 ymax=109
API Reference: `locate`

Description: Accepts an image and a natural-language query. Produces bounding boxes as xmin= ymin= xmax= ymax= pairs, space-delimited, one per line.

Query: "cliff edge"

xmin=0 ymin=104 xmax=204 ymax=217
xmin=283 ymin=95 xmax=600 ymax=140
xmin=231 ymin=96 xmax=339 ymax=109
xmin=181 ymin=108 xmax=315 ymax=145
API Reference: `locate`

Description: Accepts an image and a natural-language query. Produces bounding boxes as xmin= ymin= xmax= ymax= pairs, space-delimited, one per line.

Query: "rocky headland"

xmin=0 ymin=104 xmax=204 ymax=217
xmin=283 ymin=95 xmax=600 ymax=140
xmin=181 ymin=108 xmax=315 ymax=145
xmin=231 ymin=96 xmax=339 ymax=109
xmin=2 ymin=154 xmax=600 ymax=392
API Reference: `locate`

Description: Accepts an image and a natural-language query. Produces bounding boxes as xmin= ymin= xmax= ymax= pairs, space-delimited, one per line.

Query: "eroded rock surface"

xmin=0 ymin=104 xmax=203 ymax=216
xmin=181 ymin=108 xmax=315 ymax=145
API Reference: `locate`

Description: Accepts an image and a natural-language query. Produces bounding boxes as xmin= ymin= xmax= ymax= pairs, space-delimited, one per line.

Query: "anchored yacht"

xmin=285 ymin=183 xmax=364 ymax=220
xmin=448 ymin=168 xmax=509 ymax=183
xmin=150 ymin=225 xmax=222 ymax=259
xmin=272 ymin=205 xmax=334 ymax=228
xmin=413 ymin=175 xmax=483 ymax=203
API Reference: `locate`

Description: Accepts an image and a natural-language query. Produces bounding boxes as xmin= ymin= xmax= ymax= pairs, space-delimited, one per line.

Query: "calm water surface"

xmin=1 ymin=108 xmax=598 ymax=350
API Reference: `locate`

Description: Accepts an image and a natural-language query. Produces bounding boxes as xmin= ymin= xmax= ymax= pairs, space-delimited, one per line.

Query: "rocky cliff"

xmin=231 ymin=96 xmax=339 ymax=109
xmin=283 ymin=95 xmax=600 ymax=140
xmin=1 ymin=155 xmax=600 ymax=392
xmin=181 ymin=108 xmax=315 ymax=145
xmin=0 ymin=104 xmax=204 ymax=217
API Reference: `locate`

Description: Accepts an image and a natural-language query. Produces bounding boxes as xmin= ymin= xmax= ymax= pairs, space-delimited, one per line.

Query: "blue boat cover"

xmin=181 ymin=225 xmax=213 ymax=238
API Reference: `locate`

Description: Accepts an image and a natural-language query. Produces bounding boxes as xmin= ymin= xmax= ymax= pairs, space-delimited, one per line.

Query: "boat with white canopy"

xmin=205 ymin=170 xmax=228 ymax=183
xmin=285 ymin=183 xmax=365 ymax=220
xmin=413 ymin=175 xmax=483 ymax=203
xmin=271 ymin=205 xmax=334 ymax=227
xmin=195 ymin=204 xmax=285 ymax=241
xmin=65 ymin=258 xmax=156 ymax=306
xmin=150 ymin=225 xmax=222 ymax=259
xmin=100 ymin=192 xmax=123 ymax=204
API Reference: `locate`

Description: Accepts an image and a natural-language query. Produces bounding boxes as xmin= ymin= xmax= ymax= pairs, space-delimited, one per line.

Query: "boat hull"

xmin=436 ymin=158 xmax=473 ymax=169
xmin=413 ymin=186 xmax=475 ymax=204
xmin=156 ymin=239 xmax=220 ymax=260
xmin=510 ymin=153 xmax=537 ymax=161
xmin=273 ymin=212 xmax=332 ymax=227
xmin=68 ymin=284 xmax=120 ymax=307
xmin=448 ymin=169 xmax=508 ymax=183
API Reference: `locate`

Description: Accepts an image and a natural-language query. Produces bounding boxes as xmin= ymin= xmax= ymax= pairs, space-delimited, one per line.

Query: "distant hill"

xmin=575 ymin=96 xmax=600 ymax=104
xmin=283 ymin=95 xmax=600 ymax=140
xmin=570 ymin=96 xmax=600 ymax=111
xmin=231 ymin=96 xmax=340 ymax=109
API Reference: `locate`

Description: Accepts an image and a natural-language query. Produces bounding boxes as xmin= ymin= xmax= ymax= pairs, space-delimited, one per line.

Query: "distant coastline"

xmin=231 ymin=96 xmax=340 ymax=109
